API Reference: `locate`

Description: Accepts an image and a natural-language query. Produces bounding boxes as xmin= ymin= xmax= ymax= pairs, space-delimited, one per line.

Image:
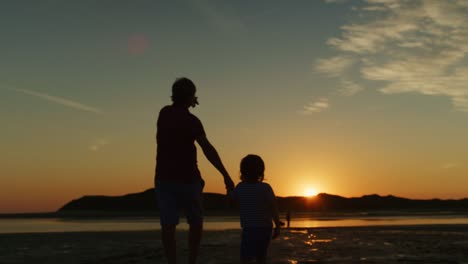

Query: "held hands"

xmin=224 ymin=175 xmax=235 ymax=192
xmin=272 ymin=226 xmax=281 ymax=239
xmin=224 ymin=175 xmax=235 ymax=208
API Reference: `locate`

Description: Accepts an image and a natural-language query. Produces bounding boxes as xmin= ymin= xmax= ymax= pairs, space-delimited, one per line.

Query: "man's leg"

xmin=156 ymin=181 xmax=180 ymax=264
xmin=188 ymin=223 xmax=203 ymax=264
xmin=161 ymin=224 xmax=177 ymax=264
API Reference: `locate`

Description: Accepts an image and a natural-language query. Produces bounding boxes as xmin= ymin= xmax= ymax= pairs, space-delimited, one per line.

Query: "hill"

xmin=57 ymin=189 xmax=468 ymax=216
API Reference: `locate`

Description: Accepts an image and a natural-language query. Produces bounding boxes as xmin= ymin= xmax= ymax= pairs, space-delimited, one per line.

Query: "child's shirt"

xmin=231 ymin=182 xmax=276 ymax=228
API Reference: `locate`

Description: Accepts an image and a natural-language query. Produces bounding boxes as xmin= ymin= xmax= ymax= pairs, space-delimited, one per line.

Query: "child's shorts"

xmin=241 ymin=227 xmax=272 ymax=261
xmin=155 ymin=180 xmax=204 ymax=226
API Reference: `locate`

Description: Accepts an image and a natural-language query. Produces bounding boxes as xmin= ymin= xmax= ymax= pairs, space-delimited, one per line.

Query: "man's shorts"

xmin=240 ymin=227 xmax=272 ymax=261
xmin=155 ymin=180 xmax=204 ymax=226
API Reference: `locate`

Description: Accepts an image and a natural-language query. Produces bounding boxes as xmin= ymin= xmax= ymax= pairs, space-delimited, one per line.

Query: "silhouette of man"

xmin=155 ymin=77 xmax=234 ymax=264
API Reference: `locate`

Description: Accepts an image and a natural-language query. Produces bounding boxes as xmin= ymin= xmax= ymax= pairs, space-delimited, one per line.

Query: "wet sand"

xmin=1 ymin=225 xmax=468 ymax=263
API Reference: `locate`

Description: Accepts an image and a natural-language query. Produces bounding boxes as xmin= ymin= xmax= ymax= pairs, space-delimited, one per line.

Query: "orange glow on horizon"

xmin=304 ymin=187 xmax=319 ymax=197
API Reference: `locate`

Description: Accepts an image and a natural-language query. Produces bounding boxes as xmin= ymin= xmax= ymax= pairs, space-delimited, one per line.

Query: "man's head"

xmin=171 ymin=77 xmax=198 ymax=107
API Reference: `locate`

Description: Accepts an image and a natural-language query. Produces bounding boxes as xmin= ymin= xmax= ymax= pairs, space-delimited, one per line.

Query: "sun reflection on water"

xmin=289 ymin=229 xmax=308 ymax=234
xmin=305 ymin=233 xmax=334 ymax=246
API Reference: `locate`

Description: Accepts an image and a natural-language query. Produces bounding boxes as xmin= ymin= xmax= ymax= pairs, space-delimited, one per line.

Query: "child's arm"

xmin=271 ymin=200 xmax=281 ymax=239
xmin=267 ymin=185 xmax=281 ymax=239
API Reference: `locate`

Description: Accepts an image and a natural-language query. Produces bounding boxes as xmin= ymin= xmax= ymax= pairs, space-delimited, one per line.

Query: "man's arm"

xmin=196 ymin=135 xmax=235 ymax=191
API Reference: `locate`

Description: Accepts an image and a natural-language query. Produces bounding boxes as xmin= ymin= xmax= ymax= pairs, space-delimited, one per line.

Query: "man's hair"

xmin=240 ymin=154 xmax=265 ymax=182
xmin=171 ymin=77 xmax=196 ymax=103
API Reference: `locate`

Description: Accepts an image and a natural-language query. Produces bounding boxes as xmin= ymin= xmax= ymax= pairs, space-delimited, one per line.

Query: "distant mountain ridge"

xmin=58 ymin=189 xmax=468 ymax=215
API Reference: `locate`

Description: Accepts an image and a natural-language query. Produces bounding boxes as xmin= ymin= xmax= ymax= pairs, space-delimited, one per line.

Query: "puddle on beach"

xmin=276 ymin=230 xmax=336 ymax=264
xmin=289 ymin=229 xmax=308 ymax=234
xmin=287 ymin=260 xmax=322 ymax=263
xmin=306 ymin=234 xmax=333 ymax=244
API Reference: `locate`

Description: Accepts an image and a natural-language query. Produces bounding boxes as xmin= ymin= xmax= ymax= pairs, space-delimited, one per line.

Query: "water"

xmin=2 ymin=214 xmax=468 ymax=234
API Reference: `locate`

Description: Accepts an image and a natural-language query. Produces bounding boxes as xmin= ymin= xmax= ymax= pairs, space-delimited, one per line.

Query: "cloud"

xmin=6 ymin=86 xmax=102 ymax=114
xmin=301 ymin=98 xmax=329 ymax=114
xmin=318 ymin=0 xmax=468 ymax=111
xmin=89 ymin=139 xmax=109 ymax=152
xmin=187 ymin=0 xmax=245 ymax=36
xmin=339 ymin=80 xmax=364 ymax=96
xmin=442 ymin=163 xmax=458 ymax=169
xmin=315 ymin=56 xmax=354 ymax=77
xmin=324 ymin=0 xmax=349 ymax=3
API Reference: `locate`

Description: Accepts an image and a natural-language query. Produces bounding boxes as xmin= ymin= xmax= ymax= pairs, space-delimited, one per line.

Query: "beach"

xmin=1 ymin=225 xmax=468 ymax=264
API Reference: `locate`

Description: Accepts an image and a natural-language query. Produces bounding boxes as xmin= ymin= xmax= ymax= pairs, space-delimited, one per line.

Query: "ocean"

xmin=2 ymin=213 xmax=468 ymax=234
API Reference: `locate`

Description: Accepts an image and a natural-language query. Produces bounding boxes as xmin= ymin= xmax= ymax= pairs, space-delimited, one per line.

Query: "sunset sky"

xmin=1 ymin=0 xmax=468 ymax=213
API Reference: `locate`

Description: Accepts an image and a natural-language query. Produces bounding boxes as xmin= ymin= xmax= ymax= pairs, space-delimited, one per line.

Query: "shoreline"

xmin=1 ymin=223 xmax=468 ymax=235
xmin=3 ymin=215 xmax=468 ymax=235
xmin=2 ymin=209 xmax=468 ymax=219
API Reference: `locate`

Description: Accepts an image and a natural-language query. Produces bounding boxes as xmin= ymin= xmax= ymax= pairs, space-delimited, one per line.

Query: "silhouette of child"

xmin=230 ymin=154 xmax=281 ymax=264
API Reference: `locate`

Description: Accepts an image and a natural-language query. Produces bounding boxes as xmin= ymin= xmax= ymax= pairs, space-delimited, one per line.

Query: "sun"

xmin=304 ymin=188 xmax=319 ymax=197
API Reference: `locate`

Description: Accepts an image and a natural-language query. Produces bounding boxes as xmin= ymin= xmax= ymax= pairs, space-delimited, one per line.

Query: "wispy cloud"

xmin=441 ymin=163 xmax=458 ymax=169
xmin=320 ymin=0 xmax=468 ymax=111
xmin=315 ymin=56 xmax=354 ymax=77
xmin=324 ymin=0 xmax=349 ymax=3
xmin=301 ymin=98 xmax=330 ymax=114
xmin=6 ymin=86 xmax=102 ymax=114
xmin=89 ymin=139 xmax=109 ymax=152
xmin=187 ymin=0 xmax=246 ymax=36
xmin=339 ymin=80 xmax=364 ymax=96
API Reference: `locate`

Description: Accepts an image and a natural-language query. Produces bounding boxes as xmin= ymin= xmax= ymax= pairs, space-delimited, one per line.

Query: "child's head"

xmin=240 ymin=154 xmax=265 ymax=182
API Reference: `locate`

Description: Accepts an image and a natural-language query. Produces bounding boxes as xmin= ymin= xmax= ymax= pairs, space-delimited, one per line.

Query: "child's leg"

xmin=241 ymin=227 xmax=272 ymax=263
xmin=241 ymin=228 xmax=257 ymax=263
xmin=256 ymin=256 xmax=266 ymax=264
xmin=255 ymin=227 xmax=272 ymax=264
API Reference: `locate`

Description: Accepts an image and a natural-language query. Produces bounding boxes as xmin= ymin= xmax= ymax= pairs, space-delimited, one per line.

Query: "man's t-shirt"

xmin=155 ymin=105 xmax=205 ymax=184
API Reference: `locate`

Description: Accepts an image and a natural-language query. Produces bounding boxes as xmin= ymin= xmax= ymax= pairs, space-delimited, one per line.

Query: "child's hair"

xmin=240 ymin=154 xmax=265 ymax=182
